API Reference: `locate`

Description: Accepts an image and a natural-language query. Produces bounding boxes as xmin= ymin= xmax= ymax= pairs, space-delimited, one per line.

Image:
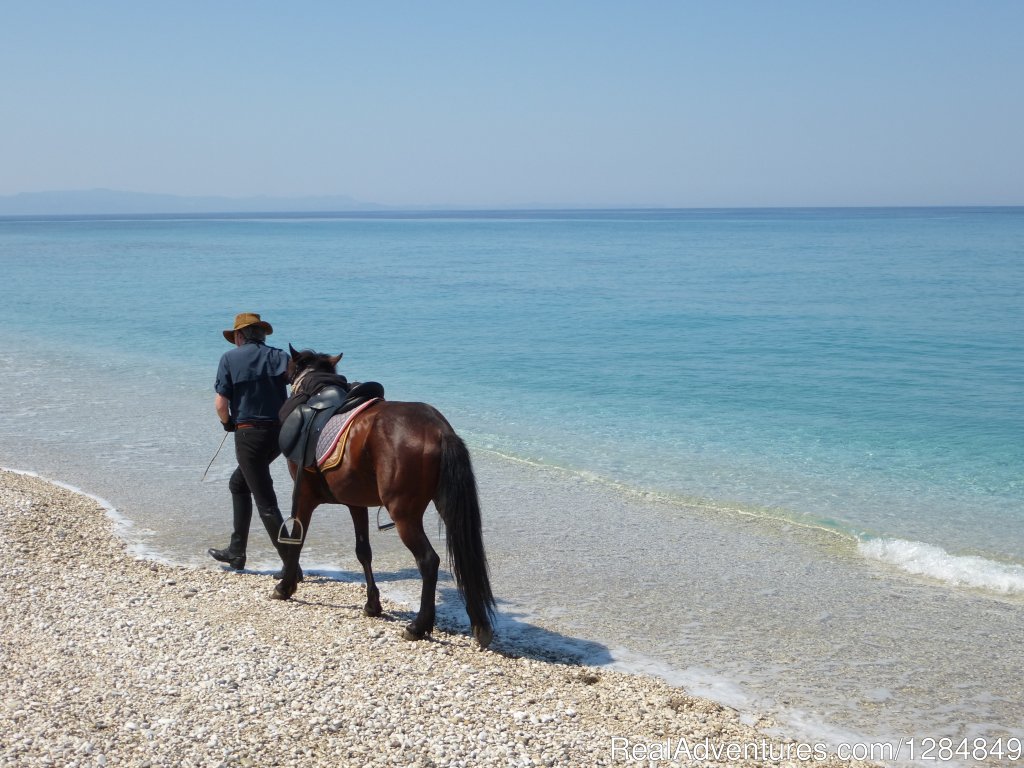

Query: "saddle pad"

xmin=315 ymin=398 xmax=380 ymax=467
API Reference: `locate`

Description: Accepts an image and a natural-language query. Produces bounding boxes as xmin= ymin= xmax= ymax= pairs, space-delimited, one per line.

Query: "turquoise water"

xmin=2 ymin=208 xmax=1023 ymax=758
xmin=3 ymin=209 xmax=1022 ymax=566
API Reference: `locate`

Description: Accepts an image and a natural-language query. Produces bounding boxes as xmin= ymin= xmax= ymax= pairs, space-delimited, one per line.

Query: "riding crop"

xmin=201 ymin=432 xmax=230 ymax=481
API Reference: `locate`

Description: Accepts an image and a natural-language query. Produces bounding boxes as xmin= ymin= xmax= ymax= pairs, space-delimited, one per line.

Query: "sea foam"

xmin=858 ymin=538 xmax=1024 ymax=596
xmin=0 ymin=465 xmax=177 ymax=564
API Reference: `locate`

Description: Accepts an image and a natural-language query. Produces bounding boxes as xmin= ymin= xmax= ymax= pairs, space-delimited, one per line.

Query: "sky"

xmin=2 ymin=1 xmax=1022 ymax=208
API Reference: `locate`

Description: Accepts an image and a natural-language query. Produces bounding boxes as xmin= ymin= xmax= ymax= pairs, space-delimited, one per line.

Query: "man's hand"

xmin=215 ymin=393 xmax=232 ymax=427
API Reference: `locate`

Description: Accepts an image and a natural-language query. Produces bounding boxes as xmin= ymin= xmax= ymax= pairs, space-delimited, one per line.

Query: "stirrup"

xmin=376 ymin=506 xmax=395 ymax=532
xmin=278 ymin=517 xmax=304 ymax=545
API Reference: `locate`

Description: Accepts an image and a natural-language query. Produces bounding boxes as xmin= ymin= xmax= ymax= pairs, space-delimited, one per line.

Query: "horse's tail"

xmin=436 ymin=432 xmax=496 ymax=643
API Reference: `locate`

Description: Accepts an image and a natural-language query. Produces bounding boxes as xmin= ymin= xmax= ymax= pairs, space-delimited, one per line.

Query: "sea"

xmin=1 ymin=208 xmax=1021 ymax=763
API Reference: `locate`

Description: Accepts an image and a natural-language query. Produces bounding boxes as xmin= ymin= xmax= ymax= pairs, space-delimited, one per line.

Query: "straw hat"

xmin=223 ymin=312 xmax=274 ymax=343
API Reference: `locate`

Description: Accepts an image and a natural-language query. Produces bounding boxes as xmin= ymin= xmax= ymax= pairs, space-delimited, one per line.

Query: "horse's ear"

xmin=289 ymin=343 xmax=300 ymax=359
xmin=328 ymin=353 xmax=343 ymax=367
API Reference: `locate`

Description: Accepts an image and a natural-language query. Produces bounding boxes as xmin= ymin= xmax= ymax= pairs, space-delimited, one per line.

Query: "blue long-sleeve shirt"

xmin=214 ymin=341 xmax=288 ymax=423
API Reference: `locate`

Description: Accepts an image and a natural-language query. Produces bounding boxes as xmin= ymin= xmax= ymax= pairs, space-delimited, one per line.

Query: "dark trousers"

xmin=225 ymin=424 xmax=287 ymax=561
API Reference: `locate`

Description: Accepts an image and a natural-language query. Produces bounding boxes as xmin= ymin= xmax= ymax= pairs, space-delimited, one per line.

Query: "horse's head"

xmin=288 ymin=344 xmax=343 ymax=386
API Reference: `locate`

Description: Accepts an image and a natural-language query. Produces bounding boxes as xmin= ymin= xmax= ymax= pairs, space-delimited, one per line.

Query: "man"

xmin=208 ymin=312 xmax=294 ymax=576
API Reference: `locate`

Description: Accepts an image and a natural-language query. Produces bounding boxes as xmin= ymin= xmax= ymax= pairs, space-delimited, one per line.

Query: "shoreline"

xmin=0 ymin=469 xmax=875 ymax=767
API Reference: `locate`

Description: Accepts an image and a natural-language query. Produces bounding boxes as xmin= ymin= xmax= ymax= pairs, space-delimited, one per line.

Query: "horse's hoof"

xmin=402 ymin=625 xmax=427 ymax=641
xmin=269 ymin=584 xmax=291 ymax=600
xmin=473 ymin=625 xmax=494 ymax=649
xmin=363 ymin=603 xmax=382 ymax=618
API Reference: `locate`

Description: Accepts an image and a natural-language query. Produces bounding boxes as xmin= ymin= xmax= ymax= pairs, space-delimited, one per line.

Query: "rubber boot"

xmin=229 ymin=493 xmax=252 ymax=555
xmin=208 ymin=494 xmax=251 ymax=569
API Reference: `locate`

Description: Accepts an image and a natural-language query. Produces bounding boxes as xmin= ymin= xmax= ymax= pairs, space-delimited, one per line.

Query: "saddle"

xmin=280 ymin=381 xmax=385 ymax=469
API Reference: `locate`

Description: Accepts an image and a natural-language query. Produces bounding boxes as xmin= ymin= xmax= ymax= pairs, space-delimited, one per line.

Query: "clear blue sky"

xmin=2 ymin=1 xmax=1022 ymax=207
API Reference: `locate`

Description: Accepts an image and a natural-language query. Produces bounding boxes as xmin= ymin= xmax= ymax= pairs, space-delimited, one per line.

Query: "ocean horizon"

xmin=1 ymin=206 xmax=1021 ymax=760
xmin=4 ymin=202 xmax=1023 ymax=219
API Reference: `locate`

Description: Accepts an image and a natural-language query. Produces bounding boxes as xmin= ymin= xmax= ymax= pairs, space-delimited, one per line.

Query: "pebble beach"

xmin=0 ymin=469 xmax=874 ymax=768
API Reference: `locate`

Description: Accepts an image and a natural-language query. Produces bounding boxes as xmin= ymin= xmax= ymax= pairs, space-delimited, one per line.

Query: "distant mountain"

xmin=0 ymin=189 xmax=385 ymax=216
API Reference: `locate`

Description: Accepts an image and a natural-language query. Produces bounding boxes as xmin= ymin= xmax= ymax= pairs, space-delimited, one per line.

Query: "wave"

xmin=858 ymin=538 xmax=1024 ymax=596
xmin=480 ymin=447 xmax=1024 ymax=601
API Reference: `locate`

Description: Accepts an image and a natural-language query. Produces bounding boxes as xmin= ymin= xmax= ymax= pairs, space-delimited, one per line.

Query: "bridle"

xmin=290 ymin=367 xmax=312 ymax=393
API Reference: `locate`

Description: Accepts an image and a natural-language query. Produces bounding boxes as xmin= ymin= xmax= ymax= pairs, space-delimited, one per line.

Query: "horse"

xmin=271 ymin=347 xmax=496 ymax=649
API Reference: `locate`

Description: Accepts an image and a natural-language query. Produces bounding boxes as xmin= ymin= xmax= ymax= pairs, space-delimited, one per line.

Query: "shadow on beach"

xmin=246 ymin=565 xmax=614 ymax=668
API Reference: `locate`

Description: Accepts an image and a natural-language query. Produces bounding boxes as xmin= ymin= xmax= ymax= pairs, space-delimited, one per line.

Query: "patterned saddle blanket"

xmin=315 ymin=398 xmax=381 ymax=469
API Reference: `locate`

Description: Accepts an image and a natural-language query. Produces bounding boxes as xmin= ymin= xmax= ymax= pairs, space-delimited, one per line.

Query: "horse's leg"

xmin=348 ymin=505 xmax=381 ymax=617
xmin=270 ymin=471 xmax=317 ymax=600
xmin=394 ymin=510 xmax=439 ymax=641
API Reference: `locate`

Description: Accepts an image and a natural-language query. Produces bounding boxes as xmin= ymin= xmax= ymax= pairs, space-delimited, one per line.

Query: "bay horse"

xmin=271 ymin=348 xmax=496 ymax=649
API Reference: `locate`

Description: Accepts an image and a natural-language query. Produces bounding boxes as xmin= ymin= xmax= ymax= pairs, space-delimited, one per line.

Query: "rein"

xmin=290 ymin=368 xmax=312 ymax=393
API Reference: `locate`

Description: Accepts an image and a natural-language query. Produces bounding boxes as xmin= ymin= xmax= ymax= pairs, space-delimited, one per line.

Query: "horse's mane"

xmin=292 ymin=348 xmax=337 ymax=374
